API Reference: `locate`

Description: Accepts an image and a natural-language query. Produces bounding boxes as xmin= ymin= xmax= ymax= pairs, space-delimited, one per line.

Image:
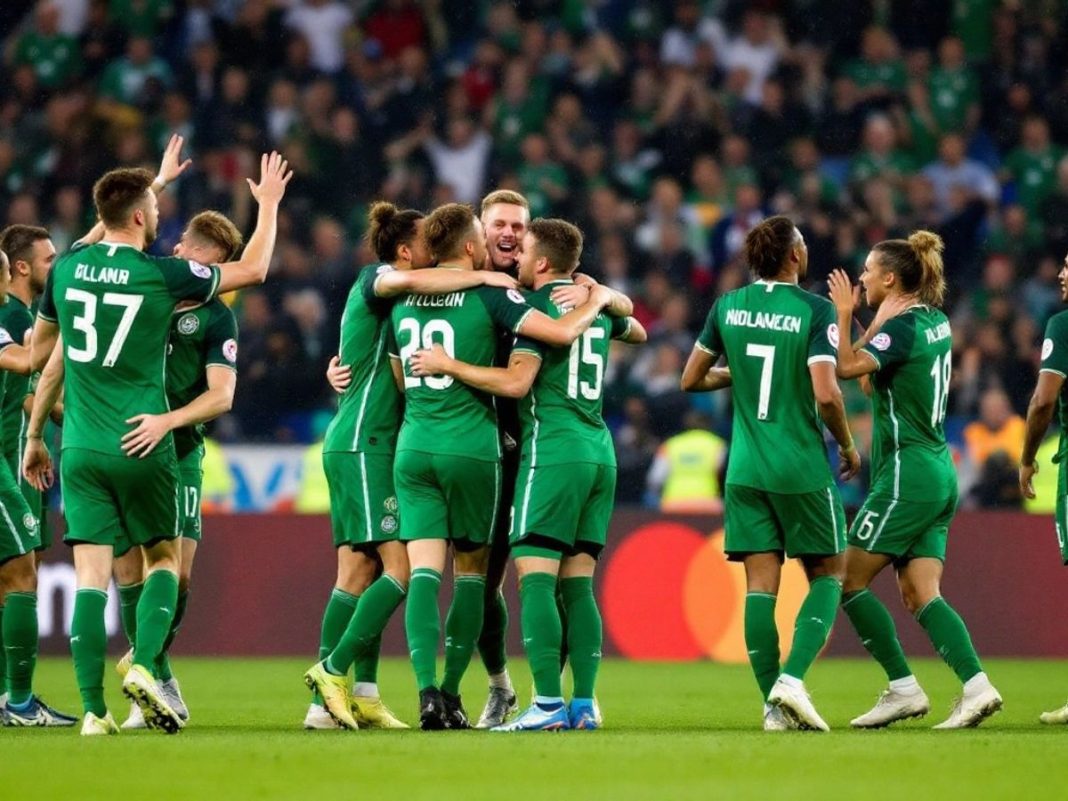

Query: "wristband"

xmin=151 ymin=174 xmax=167 ymax=192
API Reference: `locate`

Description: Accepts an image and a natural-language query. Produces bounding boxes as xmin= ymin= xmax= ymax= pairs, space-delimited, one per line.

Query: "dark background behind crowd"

xmin=2 ymin=0 xmax=1066 ymax=509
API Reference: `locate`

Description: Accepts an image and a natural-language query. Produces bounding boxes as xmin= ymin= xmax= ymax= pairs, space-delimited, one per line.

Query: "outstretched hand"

xmin=247 ymin=151 xmax=293 ymax=205
xmin=157 ymin=134 xmax=193 ymax=187
xmin=827 ymin=269 xmax=859 ymax=315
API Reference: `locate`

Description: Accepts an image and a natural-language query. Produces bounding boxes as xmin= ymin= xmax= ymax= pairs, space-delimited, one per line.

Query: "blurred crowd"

xmin=3 ymin=0 xmax=1067 ymax=508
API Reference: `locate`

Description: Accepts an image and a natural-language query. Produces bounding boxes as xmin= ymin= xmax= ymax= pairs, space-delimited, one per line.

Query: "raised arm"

xmin=1020 ymin=370 xmax=1064 ymax=498
xmin=515 ymin=285 xmax=612 ymax=347
xmin=810 ymin=360 xmax=860 ymax=480
xmin=828 ymin=270 xmax=879 ymax=380
xmin=374 ymin=267 xmax=518 ymax=298
xmin=216 ymin=152 xmax=293 ymax=294
xmin=122 ymin=366 xmax=237 ymax=458
xmin=409 ymin=345 xmax=541 ymax=399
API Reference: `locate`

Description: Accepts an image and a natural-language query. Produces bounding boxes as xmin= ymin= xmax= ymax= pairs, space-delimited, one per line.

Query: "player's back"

xmin=513 ymin=281 xmax=623 ymax=467
xmin=713 ymin=280 xmax=835 ymax=494
xmin=392 ymin=284 xmax=530 ymax=462
xmin=323 ymin=263 xmax=401 ymax=456
xmin=866 ymin=305 xmax=955 ymax=500
xmin=43 ymin=241 xmax=219 ymax=457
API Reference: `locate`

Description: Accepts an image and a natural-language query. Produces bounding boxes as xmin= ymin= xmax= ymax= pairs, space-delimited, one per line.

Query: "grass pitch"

xmin=4 ymin=657 xmax=1068 ymax=800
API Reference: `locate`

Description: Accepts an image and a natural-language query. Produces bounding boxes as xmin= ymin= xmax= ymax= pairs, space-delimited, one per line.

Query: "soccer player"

xmin=409 ymin=218 xmax=646 ymax=731
xmin=828 ymin=232 xmax=1002 ymax=729
xmin=108 ymin=210 xmax=244 ymax=729
xmin=0 ymin=238 xmax=75 ymax=727
xmin=1020 ymin=250 xmax=1068 ymax=725
xmin=681 ymin=215 xmax=860 ymax=732
xmin=386 ymin=203 xmax=612 ymax=730
xmin=302 ymin=201 xmax=522 ymax=731
xmin=23 ymin=151 xmax=292 ymax=735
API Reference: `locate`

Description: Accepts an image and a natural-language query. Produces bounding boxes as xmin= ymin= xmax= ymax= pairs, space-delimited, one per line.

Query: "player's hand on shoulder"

xmin=589 ymin=283 xmax=614 ymax=308
xmin=409 ymin=344 xmax=450 ymax=377
xmin=247 ymin=151 xmax=293 ymax=205
xmin=551 ymin=282 xmax=590 ymax=311
xmin=480 ymin=271 xmax=520 ymax=291
xmin=827 ymin=269 xmax=859 ymax=314
xmin=326 ymin=355 xmax=351 ymax=394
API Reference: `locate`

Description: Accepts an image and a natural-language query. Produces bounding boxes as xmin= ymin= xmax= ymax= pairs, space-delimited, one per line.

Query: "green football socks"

xmin=132 ymin=569 xmax=178 ymax=670
xmin=782 ymin=575 xmax=841 ymax=680
xmin=441 ymin=575 xmax=486 ymax=696
xmin=478 ymin=589 xmax=509 ymax=677
xmin=156 ymin=589 xmax=189 ymax=682
xmin=71 ymin=588 xmax=108 ymax=717
xmin=843 ymin=588 xmax=912 ymax=681
xmin=744 ymin=592 xmax=780 ymax=699
xmin=406 ymin=568 xmax=442 ymax=691
xmin=117 ymin=581 xmax=143 ymax=648
xmin=314 ymin=588 xmax=359 ymax=701
xmin=3 ymin=592 xmax=37 ymax=705
xmin=0 ymin=604 xmax=6 ymax=697
xmin=327 ymin=574 xmax=406 ymax=679
xmin=917 ymin=596 xmax=983 ymax=683
xmin=520 ymin=572 xmax=563 ymax=699
xmin=560 ymin=576 xmax=601 ymax=699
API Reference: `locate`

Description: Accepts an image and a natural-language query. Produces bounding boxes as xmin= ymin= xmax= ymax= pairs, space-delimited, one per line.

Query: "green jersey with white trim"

xmin=1039 ymin=310 xmax=1068 ymax=461
xmin=512 ymin=280 xmax=629 ymax=467
xmin=323 ymin=263 xmax=400 ymax=456
xmin=860 ymin=305 xmax=956 ymax=501
xmin=168 ymin=299 xmax=238 ymax=460
xmin=391 ymin=281 xmax=535 ymax=462
xmin=38 ymin=241 xmax=221 ymax=457
xmin=0 ymin=295 xmax=34 ymax=455
xmin=696 ymin=280 xmax=837 ymax=494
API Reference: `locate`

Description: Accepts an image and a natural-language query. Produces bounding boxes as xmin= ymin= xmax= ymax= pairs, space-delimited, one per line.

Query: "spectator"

xmin=283 ymin=0 xmax=353 ymax=74
xmin=922 ymin=133 xmax=999 ymax=219
xmin=98 ymin=36 xmax=173 ymax=107
xmin=1002 ymin=115 xmax=1064 ymax=215
xmin=964 ymin=387 xmax=1026 ymax=469
xmin=12 ymin=1 xmax=83 ymax=90
xmin=646 ymin=410 xmax=726 ymax=513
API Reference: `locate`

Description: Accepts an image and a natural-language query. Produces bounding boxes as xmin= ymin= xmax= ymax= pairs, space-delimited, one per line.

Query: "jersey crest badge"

xmin=22 ymin=513 xmax=37 ymax=531
xmin=1043 ymin=338 xmax=1054 ymax=361
xmin=189 ymin=261 xmax=212 ymax=279
xmin=222 ymin=339 xmax=238 ymax=364
xmin=177 ymin=314 xmax=199 ymax=335
xmin=506 ymin=289 xmax=526 ymax=305
xmin=827 ymin=323 xmax=840 ymax=349
xmin=384 ymin=496 xmax=398 ymax=514
xmin=381 ymin=515 xmax=398 ymax=534
xmin=871 ymin=332 xmax=892 ymax=352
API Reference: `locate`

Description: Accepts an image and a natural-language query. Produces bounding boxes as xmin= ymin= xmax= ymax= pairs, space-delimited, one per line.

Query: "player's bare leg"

xmin=841 ymin=547 xmax=929 ymax=728
xmin=405 ymin=538 xmax=449 ymax=730
xmin=304 ymin=547 xmax=377 ymax=729
xmin=898 ymin=558 xmax=1001 ymax=729
xmin=766 ymin=553 xmax=842 ymax=732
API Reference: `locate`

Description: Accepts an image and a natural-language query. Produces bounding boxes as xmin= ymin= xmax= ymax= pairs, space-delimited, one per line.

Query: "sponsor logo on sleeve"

xmin=376 ymin=264 xmax=394 ymax=275
xmin=222 ymin=339 xmax=238 ymax=363
xmin=1043 ymin=338 xmax=1054 ymax=361
xmin=0 ymin=328 xmax=12 ymax=346
xmin=871 ymin=332 xmax=892 ymax=352
xmin=189 ymin=261 xmax=213 ymax=279
xmin=827 ymin=323 xmax=840 ymax=349
xmin=506 ymin=289 xmax=526 ymax=305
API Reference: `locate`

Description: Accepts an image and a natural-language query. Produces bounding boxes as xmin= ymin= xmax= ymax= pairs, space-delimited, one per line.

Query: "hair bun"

xmin=368 ymin=201 xmax=398 ymax=228
xmin=907 ymin=230 xmax=944 ymax=256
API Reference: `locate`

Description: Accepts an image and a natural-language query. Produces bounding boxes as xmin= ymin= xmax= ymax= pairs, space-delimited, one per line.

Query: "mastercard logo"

xmin=601 ymin=522 xmax=810 ymax=662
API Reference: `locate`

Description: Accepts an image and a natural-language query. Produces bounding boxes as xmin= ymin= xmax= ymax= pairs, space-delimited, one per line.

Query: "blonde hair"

xmin=188 ymin=211 xmax=243 ymax=261
xmin=873 ymin=230 xmax=946 ymax=307
xmin=480 ymin=190 xmax=529 ymax=217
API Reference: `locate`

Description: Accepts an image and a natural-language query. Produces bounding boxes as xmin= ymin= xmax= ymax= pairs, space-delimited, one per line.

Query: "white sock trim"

xmin=488 ymin=670 xmax=513 ymax=691
xmin=353 ymin=682 xmax=379 ymax=698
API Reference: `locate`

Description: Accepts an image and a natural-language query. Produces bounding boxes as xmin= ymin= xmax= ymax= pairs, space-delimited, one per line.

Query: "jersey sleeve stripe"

xmin=513 ymin=308 xmax=534 ymax=333
xmin=511 ymin=347 xmax=543 ymax=360
xmin=861 ymin=349 xmax=882 ymax=368
xmin=694 ymin=341 xmax=717 ymax=355
xmin=207 ymin=266 xmax=222 ymax=302
xmin=1040 ymin=367 xmax=1067 ymax=378
xmin=204 ymin=360 xmax=237 ymax=372
xmin=36 ymin=311 xmax=57 ymax=323
xmin=807 ymin=355 xmax=836 ymax=366
xmin=616 ymin=318 xmax=632 ymax=340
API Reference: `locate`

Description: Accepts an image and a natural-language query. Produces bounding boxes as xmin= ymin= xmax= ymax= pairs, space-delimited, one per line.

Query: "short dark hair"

xmin=366 ymin=201 xmax=424 ymax=263
xmin=187 ymin=211 xmax=243 ymax=261
xmin=743 ymin=215 xmax=799 ymax=279
xmin=423 ymin=203 xmax=476 ymax=262
xmin=0 ymin=225 xmax=50 ymax=266
xmin=528 ymin=218 xmax=583 ymax=274
xmin=92 ymin=167 xmax=155 ymax=229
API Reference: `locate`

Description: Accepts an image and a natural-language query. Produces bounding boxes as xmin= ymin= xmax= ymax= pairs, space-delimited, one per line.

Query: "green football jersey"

xmin=696 ymin=280 xmax=837 ymax=494
xmin=39 ymin=241 xmax=221 ymax=457
xmin=167 ymin=299 xmax=238 ymax=460
xmin=0 ymin=295 xmax=34 ymax=455
xmin=323 ymin=263 xmax=400 ymax=456
xmin=860 ymin=305 xmax=957 ymax=501
xmin=1039 ymin=310 xmax=1068 ymax=462
xmin=391 ymin=280 xmax=535 ymax=462
xmin=512 ymin=280 xmax=629 ymax=467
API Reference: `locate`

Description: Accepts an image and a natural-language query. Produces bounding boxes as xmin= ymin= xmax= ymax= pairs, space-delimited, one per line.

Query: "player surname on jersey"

xmin=74 ymin=264 xmax=130 ymax=285
xmin=404 ymin=292 xmax=464 ymax=308
xmin=724 ymin=308 xmax=802 ymax=333
xmin=926 ymin=321 xmax=951 ymax=344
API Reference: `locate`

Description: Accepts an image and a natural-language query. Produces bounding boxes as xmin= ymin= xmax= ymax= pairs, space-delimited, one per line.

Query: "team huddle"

xmin=1 ymin=135 xmax=1067 ymax=735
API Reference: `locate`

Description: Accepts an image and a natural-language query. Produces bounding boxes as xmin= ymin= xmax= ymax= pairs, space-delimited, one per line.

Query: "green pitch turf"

xmin=4 ymin=657 xmax=1068 ymax=800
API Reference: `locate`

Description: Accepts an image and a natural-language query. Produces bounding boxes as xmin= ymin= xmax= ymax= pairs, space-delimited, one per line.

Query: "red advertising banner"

xmin=34 ymin=510 xmax=1068 ymax=659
